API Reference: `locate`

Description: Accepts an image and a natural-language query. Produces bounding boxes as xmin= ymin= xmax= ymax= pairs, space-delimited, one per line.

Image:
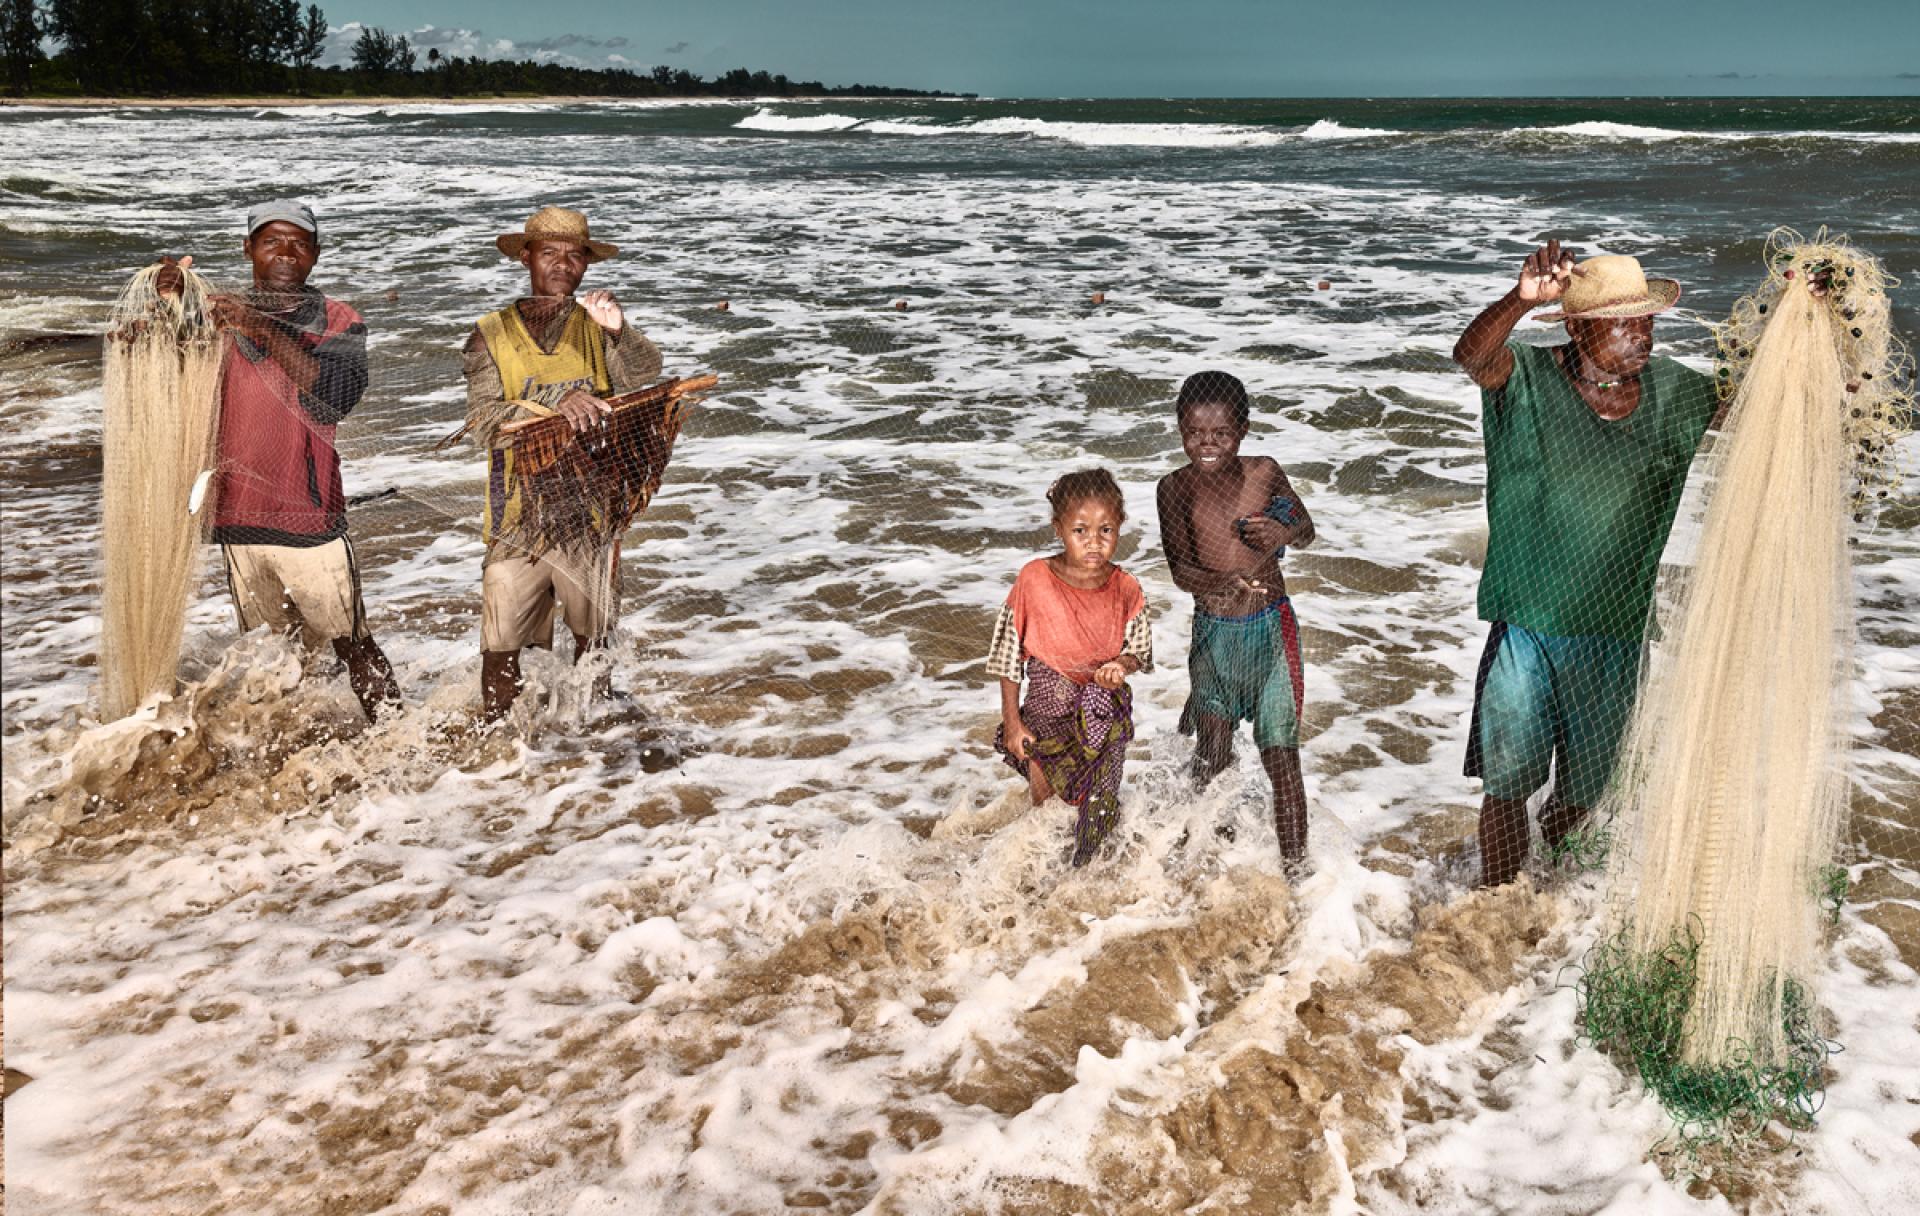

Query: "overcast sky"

xmin=320 ymin=1 xmax=1920 ymax=97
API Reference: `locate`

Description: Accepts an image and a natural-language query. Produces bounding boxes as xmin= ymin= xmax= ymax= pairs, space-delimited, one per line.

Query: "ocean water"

xmin=2 ymin=97 xmax=1918 ymax=1214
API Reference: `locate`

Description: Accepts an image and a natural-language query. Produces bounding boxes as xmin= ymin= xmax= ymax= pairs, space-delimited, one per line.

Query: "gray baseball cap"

xmin=246 ymin=199 xmax=319 ymax=243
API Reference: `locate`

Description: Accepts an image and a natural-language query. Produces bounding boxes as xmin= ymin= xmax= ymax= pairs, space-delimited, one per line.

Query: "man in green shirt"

xmin=1452 ymin=241 xmax=1722 ymax=887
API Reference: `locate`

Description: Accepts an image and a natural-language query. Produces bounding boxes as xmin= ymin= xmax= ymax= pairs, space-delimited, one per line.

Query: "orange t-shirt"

xmin=1002 ymin=558 xmax=1146 ymax=683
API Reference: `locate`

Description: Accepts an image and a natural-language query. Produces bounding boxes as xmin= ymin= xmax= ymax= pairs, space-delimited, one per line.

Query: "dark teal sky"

xmin=323 ymin=0 xmax=1920 ymax=97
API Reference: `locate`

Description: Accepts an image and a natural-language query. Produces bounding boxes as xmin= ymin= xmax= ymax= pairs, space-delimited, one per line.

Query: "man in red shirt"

xmin=158 ymin=201 xmax=400 ymax=723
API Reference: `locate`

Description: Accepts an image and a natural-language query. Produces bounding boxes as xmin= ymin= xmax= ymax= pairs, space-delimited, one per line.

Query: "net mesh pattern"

xmin=55 ymin=227 xmax=1920 ymax=1180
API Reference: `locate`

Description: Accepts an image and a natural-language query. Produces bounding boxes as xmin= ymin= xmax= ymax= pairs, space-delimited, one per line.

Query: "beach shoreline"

xmin=0 ymin=94 xmax=896 ymax=109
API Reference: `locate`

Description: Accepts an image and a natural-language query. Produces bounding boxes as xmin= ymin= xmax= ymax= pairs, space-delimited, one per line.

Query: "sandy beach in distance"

xmin=0 ymin=95 xmax=840 ymax=107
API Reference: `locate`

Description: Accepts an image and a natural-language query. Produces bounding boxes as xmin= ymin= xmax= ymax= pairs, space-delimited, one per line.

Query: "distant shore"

xmin=1 ymin=95 xmax=910 ymax=109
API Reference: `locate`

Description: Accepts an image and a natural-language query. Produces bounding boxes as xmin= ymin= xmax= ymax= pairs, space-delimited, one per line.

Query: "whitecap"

xmin=1516 ymin=120 xmax=1920 ymax=144
xmin=1299 ymin=118 xmax=1403 ymax=139
xmin=734 ymin=108 xmax=868 ymax=132
xmin=942 ymin=117 xmax=1292 ymax=147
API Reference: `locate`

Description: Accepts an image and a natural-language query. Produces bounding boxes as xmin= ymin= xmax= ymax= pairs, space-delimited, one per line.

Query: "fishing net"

xmin=439 ymin=376 xmax=711 ymax=564
xmin=34 ymin=231 xmax=1917 ymax=1197
xmin=98 ymin=264 xmax=224 ymax=720
xmin=1575 ymin=230 xmax=1914 ymax=1142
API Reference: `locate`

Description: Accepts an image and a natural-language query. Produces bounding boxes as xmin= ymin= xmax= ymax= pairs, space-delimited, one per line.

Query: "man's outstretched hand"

xmin=1516 ymin=239 xmax=1585 ymax=304
xmin=154 ymin=254 xmax=193 ymax=297
xmin=1456 ymin=239 xmax=1589 ymax=390
xmin=579 ymin=290 xmax=625 ymax=333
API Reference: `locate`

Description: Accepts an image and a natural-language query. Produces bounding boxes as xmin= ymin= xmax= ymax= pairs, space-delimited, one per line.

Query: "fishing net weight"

xmin=99 ymin=265 xmax=224 ymax=720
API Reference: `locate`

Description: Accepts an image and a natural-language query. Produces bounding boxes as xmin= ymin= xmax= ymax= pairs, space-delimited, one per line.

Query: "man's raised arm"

xmin=1455 ymin=239 xmax=1584 ymax=391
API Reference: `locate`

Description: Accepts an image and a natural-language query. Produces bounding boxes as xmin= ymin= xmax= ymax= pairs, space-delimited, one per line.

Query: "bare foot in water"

xmin=1028 ymin=760 xmax=1054 ymax=806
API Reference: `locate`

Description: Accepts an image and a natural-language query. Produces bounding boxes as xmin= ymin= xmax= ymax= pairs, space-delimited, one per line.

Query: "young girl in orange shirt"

xmin=985 ymin=468 xmax=1153 ymax=866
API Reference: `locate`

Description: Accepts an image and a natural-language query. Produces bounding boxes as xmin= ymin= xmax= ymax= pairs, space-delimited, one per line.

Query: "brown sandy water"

xmin=7 ymin=432 xmax=1915 ymax=1216
xmin=0 ymin=547 xmax=1595 ymax=1216
xmin=10 ymin=461 xmax=1912 ymax=1216
xmin=1851 ymin=683 xmax=1920 ymax=977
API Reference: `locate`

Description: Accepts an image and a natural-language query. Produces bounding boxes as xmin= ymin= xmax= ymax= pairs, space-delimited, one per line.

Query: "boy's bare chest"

xmin=1185 ymin=468 xmax=1272 ymax=549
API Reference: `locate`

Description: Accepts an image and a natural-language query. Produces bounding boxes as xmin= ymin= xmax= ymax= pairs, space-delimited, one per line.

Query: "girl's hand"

xmin=1093 ymin=660 xmax=1130 ymax=690
xmin=1004 ymin=715 xmax=1038 ymax=761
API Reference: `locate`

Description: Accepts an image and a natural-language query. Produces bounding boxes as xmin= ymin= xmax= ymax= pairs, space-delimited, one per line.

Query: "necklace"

xmin=1561 ymin=346 xmax=1639 ymax=391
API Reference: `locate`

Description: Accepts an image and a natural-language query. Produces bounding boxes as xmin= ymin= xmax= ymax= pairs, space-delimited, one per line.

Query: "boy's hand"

xmin=555 ymin=386 xmax=614 ymax=432
xmin=1004 ymin=715 xmax=1038 ymax=761
xmin=154 ymin=254 xmax=193 ymax=298
xmin=1236 ymin=515 xmax=1294 ymax=552
xmin=1517 ymin=240 xmax=1584 ymax=304
xmin=1197 ymin=576 xmax=1271 ymax=617
xmin=1093 ymin=660 xmax=1130 ymax=691
xmin=579 ymin=290 xmax=625 ymax=333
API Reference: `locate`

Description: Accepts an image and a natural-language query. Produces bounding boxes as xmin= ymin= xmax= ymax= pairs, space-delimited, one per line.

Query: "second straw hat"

xmin=496 ymin=206 xmax=618 ymax=263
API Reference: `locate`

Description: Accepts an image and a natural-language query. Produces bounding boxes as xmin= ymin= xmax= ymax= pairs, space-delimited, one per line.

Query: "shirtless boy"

xmin=1157 ymin=371 xmax=1318 ymax=864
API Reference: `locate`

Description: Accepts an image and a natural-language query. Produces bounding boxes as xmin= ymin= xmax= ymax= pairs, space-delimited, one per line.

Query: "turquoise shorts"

xmin=1465 ymin=621 xmax=1643 ymax=808
xmin=1178 ymin=600 xmax=1304 ymax=751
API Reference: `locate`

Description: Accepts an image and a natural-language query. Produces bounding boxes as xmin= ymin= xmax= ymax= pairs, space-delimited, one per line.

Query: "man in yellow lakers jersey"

xmin=461 ymin=206 xmax=663 ymax=721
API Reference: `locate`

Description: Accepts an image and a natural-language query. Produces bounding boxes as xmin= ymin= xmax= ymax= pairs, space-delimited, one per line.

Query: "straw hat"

xmin=496 ymin=207 xmax=618 ymax=262
xmin=1535 ymin=254 xmax=1681 ymax=322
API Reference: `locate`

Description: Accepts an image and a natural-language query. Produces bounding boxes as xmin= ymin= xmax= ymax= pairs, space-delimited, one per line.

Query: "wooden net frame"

xmin=489 ymin=374 xmax=715 ymax=559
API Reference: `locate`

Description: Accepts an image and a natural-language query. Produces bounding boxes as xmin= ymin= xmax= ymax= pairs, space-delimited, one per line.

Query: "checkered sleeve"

xmin=1122 ymin=598 xmax=1153 ymax=672
xmin=984 ymin=601 xmax=1024 ymax=682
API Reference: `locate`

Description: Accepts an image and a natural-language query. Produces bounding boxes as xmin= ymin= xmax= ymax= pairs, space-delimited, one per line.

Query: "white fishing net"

xmin=98 ymin=263 xmax=223 ymax=719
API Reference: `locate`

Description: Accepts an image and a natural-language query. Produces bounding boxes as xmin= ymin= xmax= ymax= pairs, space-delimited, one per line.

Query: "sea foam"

xmin=3 ymin=99 xmax=1916 ymax=1216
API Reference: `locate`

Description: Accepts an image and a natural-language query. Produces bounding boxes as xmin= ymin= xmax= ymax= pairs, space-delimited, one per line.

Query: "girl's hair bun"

xmin=1047 ymin=467 xmax=1126 ymax=523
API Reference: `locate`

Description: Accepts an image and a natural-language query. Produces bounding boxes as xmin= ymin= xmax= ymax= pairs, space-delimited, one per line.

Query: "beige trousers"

xmin=481 ymin=543 xmax=619 ymax=652
xmin=222 ymin=537 xmax=370 ymax=647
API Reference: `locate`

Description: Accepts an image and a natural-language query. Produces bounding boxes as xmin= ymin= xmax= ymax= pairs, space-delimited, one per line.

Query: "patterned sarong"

xmin=994 ymin=658 xmax=1134 ymax=865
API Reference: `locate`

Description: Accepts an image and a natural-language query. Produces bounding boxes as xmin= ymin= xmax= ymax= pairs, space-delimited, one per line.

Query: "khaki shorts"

xmin=482 ymin=544 xmax=620 ymax=653
xmin=223 ymin=537 xmax=371 ymax=647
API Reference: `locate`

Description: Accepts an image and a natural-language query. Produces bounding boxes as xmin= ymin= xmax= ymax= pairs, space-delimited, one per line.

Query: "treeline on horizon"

xmin=0 ymin=1 xmax=965 ymax=99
